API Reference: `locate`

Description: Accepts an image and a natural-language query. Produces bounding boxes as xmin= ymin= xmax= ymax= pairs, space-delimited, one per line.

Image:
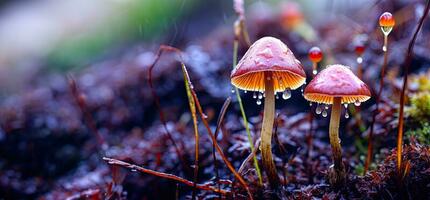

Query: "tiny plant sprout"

xmin=231 ymin=36 xmax=306 ymax=189
xmin=308 ymin=46 xmax=323 ymax=76
xmin=304 ymin=64 xmax=371 ymax=187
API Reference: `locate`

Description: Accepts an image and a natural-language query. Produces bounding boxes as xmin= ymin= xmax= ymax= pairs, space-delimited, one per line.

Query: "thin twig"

xmin=103 ymin=157 xmax=230 ymax=195
xmin=213 ymin=97 xmax=232 ymax=199
xmin=238 ymin=138 xmax=261 ymax=174
xmin=396 ymin=0 xmax=430 ymax=177
xmin=147 ymin=45 xmax=191 ymax=174
xmin=68 ymin=75 xmax=106 ymax=149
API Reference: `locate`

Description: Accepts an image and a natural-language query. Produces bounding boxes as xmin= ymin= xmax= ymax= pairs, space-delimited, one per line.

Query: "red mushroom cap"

xmin=231 ymin=36 xmax=306 ymax=92
xmin=304 ymin=64 xmax=371 ymax=104
xmin=379 ymin=12 xmax=395 ymax=27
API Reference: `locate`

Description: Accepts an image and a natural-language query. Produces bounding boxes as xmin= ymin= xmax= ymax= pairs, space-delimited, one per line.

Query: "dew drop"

xmin=382 ymin=46 xmax=387 ymax=52
xmin=282 ymin=89 xmax=291 ymax=100
xmin=258 ymin=93 xmax=263 ymax=99
xmin=276 ymin=94 xmax=279 ymax=99
xmin=322 ymin=110 xmax=328 ymax=117
xmin=256 ymin=99 xmax=262 ymax=105
xmin=324 ymin=105 xmax=329 ymax=110
xmin=344 ymin=104 xmax=348 ymax=109
xmin=231 ymin=88 xmax=235 ymax=93
xmin=316 ymin=105 xmax=322 ymax=114
xmin=244 ymin=90 xmax=247 ymax=93
xmin=309 ymin=102 xmax=313 ymax=106
xmin=357 ymin=57 xmax=363 ymax=64
xmin=253 ymin=92 xmax=257 ymax=99
xmin=312 ymin=69 xmax=318 ymax=75
xmin=131 ymin=169 xmax=137 ymax=172
xmin=263 ymin=92 xmax=266 ymax=98
xmin=354 ymin=100 xmax=361 ymax=106
xmin=345 ymin=112 xmax=350 ymax=119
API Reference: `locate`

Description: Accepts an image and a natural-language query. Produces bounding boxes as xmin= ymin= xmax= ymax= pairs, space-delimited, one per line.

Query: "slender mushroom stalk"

xmin=260 ymin=72 xmax=280 ymax=187
xmin=328 ymin=97 xmax=345 ymax=184
xmin=231 ymin=37 xmax=306 ymax=189
xmin=304 ymin=64 xmax=371 ymax=187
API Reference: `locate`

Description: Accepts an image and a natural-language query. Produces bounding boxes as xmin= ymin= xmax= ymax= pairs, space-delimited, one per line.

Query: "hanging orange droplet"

xmin=308 ymin=46 xmax=323 ymax=63
xmin=379 ymin=12 xmax=395 ymax=27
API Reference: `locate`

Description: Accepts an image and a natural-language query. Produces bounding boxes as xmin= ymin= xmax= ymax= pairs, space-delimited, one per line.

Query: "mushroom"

xmin=231 ymin=36 xmax=306 ymax=188
xmin=304 ymin=64 xmax=371 ymax=186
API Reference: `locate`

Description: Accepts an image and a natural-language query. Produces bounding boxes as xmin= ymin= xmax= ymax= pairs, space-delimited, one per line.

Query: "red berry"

xmin=308 ymin=46 xmax=323 ymax=63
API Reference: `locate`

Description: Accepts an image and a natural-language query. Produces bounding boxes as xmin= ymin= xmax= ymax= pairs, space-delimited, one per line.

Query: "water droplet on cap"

xmin=282 ymin=88 xmax=291 ymax=100
xmin=354 ymin=100 xmax=361 ymax=106
xmin=316 ymin=105 xmax=322 ymax=114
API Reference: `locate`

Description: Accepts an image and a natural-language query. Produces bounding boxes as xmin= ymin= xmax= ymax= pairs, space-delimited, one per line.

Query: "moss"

xmin=406 ymin=121 xmax=430 ymax=145
xmin=407 ymin=92 xmax=430 ymax=122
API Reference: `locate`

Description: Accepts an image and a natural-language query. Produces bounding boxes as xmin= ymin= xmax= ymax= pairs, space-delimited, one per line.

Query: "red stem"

xmin=396 ymin=0 xmax=430 ymax=176
xmin=364 ymin=36 xmax=389 ymax=174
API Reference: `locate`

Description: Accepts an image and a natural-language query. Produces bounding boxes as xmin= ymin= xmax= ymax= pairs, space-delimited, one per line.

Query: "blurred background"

xmin=0 ymin=0 xmax=377 ymax=95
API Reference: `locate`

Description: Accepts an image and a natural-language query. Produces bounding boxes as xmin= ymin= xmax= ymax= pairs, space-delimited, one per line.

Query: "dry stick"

xmin=102 ymin=157 xmax=229 ymax=195
xmin=213 ymin=97 xmax=232 ymax=199
xmin=68 ymin=75 xmax=106 ymax=149
xmin=147 ymin=45 xmax=191 ymax=174
xmin=238 ymin=138 xmax=261 ymax=175
xmin=364 ymin=32 xmax=390 ymax=174
xmin=190 ymin=89 xmax=254 ymax=200
xmin=181 ymin=64 xmax=200 ymax=200
xmin=232 ymin=2 xmax=263 ymax=185
xmin=397 ymin=0 xmax=430 ymax=177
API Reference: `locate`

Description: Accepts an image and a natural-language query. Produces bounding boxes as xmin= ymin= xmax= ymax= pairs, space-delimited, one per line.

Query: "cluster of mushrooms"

xmin=230 ymin=37 xmax=371 ymax=189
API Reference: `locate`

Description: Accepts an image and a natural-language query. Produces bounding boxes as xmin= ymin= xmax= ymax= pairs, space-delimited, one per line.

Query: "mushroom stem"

xmin=261 ymin=72 xmax=280 ymax=188
xmin=328 ymin=97 xmax=345 ymax=186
